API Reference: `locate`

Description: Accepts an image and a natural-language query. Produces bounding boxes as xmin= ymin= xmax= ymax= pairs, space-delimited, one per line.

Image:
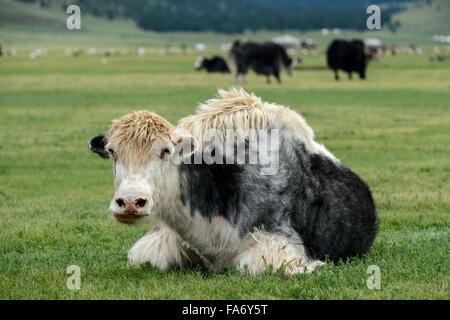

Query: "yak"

xmin=327 ymin=39 xmax=368 ymax=80
xmin=88 ymin=88 xmax=378 ymax=277
xmin=194 ymin=56 xmax=230 ymax=73
xmin=228 ymin=41 xmax=296 ymax=84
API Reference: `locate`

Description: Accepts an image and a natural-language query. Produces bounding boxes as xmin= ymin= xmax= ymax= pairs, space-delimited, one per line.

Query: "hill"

xmin=393 ymin=0 xmax=450 ymax=34
xmin=0 ymin=0 xmax=447 ymax=48
xmin=6 ymin=0 xmax=416 ymax=33
xmin=68 ymin=0 xmax=415 ymax=33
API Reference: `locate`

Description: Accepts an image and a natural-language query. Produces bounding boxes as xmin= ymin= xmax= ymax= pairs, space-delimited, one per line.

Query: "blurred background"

xmin=0 ymin=0 xmax=449 ymax=48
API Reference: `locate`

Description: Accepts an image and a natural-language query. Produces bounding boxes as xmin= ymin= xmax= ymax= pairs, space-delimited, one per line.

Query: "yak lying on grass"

xmin=194 ymin=56 xmax=230 ymax=73
xmin=88 ymin=88 xmax=378 ymax=277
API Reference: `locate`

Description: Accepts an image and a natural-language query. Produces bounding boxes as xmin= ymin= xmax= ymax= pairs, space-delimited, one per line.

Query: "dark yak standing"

xmin=194 ymin=56 xmax=230 ymax=73
xmin=228 ymin=40 xmax=296 ymax=84
xmin=327 ymin=39 xmax=367 ymax=80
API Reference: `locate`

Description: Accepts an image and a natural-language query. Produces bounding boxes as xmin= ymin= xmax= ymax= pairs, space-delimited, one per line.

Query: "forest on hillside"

xmin=20 ymin=0 xmax=417 ymax=33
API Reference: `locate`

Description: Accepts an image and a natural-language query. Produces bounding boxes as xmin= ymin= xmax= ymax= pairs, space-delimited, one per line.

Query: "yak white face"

xmin=88 ymin=112 xmax=197 ymax=225
xmin=194 ymin=56 xmax=204 ymax=70
xmin=287 ymin=59 xmax=297 ymax=76
xmin=106 ymin=138 xmax=174 ymax=224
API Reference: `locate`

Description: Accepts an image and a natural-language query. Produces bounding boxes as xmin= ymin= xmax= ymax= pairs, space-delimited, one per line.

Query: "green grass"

xmin=0 ymin=47 xmax=449 ymax=299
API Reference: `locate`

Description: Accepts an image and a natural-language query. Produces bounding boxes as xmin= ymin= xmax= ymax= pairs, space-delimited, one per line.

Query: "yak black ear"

xmin=88 ymin=135 xmax=109 ymax=159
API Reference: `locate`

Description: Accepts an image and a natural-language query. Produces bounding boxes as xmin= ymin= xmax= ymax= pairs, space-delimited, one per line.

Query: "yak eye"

xmin=108 ymin=148 xmax=115 ymax=157
xmin=160 ymin=148 xmax=170 ymax=159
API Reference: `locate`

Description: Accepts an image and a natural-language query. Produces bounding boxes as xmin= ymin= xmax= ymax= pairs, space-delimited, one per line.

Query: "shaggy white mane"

xmin=178 ymin=87 xmax=337 ymax=160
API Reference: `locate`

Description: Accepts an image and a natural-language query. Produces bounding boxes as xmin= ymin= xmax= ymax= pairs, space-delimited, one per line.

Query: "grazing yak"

xmin=228 ymin=41 xmax=296 ymax=84
xmin=327 ymin=39 xmax=368 ymax=80
xmin=88 ymin=88 xmax=378 ymax=277
xmin=194 ymin=56 xmax=230 ymax=73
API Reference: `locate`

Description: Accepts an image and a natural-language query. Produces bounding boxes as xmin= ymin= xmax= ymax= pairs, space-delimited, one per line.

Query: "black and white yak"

xmin=88 ymin=88 xmax=378 ymax=277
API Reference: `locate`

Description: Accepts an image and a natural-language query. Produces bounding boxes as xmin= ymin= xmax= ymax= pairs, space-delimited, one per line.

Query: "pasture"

xmin=0 ymin=50 xmax=448 ymax=299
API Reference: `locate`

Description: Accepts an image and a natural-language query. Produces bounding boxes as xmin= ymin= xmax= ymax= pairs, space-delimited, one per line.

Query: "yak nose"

xmin=115 ymin=197 xmax=147 ymax=213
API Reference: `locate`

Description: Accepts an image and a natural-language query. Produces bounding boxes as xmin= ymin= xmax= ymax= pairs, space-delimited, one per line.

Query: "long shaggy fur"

xmin=235 ymin=229 xmax=325 ymax=276
xmin=107 ymin=111 xmax=175 ymax=165
xmin=178 ymin=87 xmax=336 ymax=160
xmin=128 ymin=224 xmax=193 ymax=270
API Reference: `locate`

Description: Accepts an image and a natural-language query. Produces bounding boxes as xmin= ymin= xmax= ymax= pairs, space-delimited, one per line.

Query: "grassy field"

xmin=0 ymin=47 xmax=449 ymax=299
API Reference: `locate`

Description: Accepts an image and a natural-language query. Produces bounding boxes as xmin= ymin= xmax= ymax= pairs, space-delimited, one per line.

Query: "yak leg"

xmin=334 ymin=69 xmax=339 ymax=80
xmin=234 ymin=230 xmax=325 ymax=277
xmin=274 ymin=69 xmax=281 ymax=84
xmin=266 ymin=75 xmax=271 ymax=84
xmin=128 ymin=223 xmax=196 ymax=270
xmin=234 ymin=73 xmax=240 ymax=84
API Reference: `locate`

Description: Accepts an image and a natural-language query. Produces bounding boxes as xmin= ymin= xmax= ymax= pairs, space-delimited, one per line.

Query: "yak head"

xmin=89 ymin=111 xmax=197 ymax=224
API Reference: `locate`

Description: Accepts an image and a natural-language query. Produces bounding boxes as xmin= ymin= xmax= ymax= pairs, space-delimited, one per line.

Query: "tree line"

xmin=22 ymin=0 xmax=414 ymax=33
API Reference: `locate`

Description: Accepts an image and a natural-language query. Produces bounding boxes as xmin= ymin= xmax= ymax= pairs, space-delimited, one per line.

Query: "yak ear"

xmin=171 ymin=129 xmax=199 ymax=163
xmin=88 ymin=135 xmax=109 ymax=159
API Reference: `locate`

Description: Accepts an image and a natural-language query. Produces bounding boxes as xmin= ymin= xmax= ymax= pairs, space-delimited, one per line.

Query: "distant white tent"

xmin=432 ymin=35 xmax=450 ymax=43
xmin=364 ymin=38 xmax=382 ymax=49
xmin=137 ymin=47 xmax=146 ymax=56
xmin=220 ymin=43 xmax=231 ymax=52
xmin=195 ymin=43 xmax=206 ymax=51
xmin=321 ymin=28 xmax=330 ymax=36
xmin=332 ymin=28 xmax=341 ymax=35
xmin=272 ymin=35 xmax=300 ymax=49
